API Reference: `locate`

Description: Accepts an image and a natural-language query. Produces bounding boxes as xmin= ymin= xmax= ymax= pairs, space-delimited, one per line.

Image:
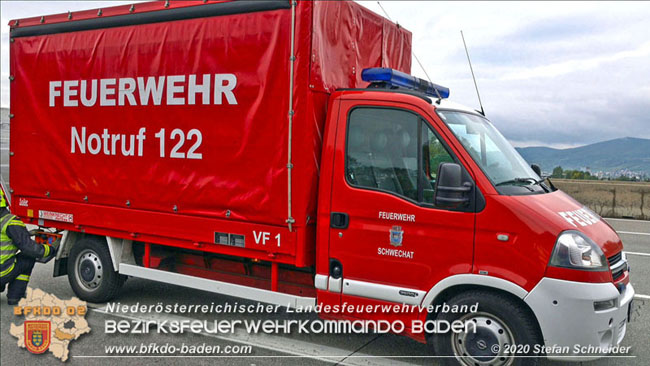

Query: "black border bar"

xmin=11 ymin=0 xmax=291 ymax=38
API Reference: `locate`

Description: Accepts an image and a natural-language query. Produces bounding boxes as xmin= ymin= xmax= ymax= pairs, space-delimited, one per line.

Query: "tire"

xmin=430 ymin=290 xmax=542 ymax=366
xmin=67 ymin=237 xmax=124 ymax=303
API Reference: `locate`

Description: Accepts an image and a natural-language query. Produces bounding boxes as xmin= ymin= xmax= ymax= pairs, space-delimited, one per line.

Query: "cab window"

xmin=421 ymin=123 xmax=455 ymax=203
xmin=346 ymin=107 xmax=454 ymax=205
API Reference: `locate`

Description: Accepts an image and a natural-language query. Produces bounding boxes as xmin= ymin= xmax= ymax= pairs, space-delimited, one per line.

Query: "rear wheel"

xmin=67 ymin=237 xmax=124 ymax=303
xmin=430 ymin=290 xmax=542 ymax=366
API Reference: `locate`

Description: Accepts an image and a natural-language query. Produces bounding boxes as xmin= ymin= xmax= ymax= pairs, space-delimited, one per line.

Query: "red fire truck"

xmin=5 ymin=1 xmax=633 ymax=364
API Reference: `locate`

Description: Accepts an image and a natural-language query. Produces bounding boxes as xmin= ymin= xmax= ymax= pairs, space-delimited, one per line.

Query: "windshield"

xmin=437 ymin=110 xmax=540 ymax=187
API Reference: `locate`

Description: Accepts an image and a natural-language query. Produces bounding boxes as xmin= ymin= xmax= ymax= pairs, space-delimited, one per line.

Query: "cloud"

xmin=501 ymin=42 xmax=650 ymax=81
xmin=360 ymin=1 xmax=650 ymax=147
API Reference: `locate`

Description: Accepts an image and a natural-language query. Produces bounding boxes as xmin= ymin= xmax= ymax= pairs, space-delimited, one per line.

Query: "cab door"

xmin=327 ymin=100 xmax=476 ymax=313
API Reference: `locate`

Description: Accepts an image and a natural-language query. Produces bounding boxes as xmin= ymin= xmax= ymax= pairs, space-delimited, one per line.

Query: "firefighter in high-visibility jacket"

xmin=1 ymin=190 xmax=57 ymax=305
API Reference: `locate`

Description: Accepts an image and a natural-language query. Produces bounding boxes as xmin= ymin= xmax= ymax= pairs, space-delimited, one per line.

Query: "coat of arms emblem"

xmin=390 ymin=226 xmax=404 ymax=247
xmin=25 ymin=321 xmax=51 ymax=354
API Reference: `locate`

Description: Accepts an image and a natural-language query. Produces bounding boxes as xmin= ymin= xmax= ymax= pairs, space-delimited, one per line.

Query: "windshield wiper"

xmin=496 ymin=177 xmax=540 ymax=187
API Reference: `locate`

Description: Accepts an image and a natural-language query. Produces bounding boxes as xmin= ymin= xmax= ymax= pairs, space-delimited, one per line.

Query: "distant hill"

xmin=516 ymin=137 xmax=650 ymax=175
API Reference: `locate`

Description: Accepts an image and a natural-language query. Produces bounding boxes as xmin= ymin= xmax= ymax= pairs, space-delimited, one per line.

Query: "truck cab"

xmin=314 ymin=69 xmax=634 ymax=364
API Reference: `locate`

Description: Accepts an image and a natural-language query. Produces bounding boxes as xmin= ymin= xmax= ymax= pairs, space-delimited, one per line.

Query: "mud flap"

xmin=53 ymin=257 xmax=68 ymax=277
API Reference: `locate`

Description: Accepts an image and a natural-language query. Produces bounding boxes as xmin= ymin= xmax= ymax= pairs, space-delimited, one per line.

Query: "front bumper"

xmin=524 ymin=277 xmax=634 ymax=361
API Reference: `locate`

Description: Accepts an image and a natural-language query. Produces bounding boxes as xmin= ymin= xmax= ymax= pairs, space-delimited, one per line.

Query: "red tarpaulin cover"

xmin=10 ymin=0 xmax=411 ymax=265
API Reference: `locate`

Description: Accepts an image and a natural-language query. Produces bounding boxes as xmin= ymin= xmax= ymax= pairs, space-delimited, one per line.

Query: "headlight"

xmin=550 ymin=231 xmax=607 ymax=271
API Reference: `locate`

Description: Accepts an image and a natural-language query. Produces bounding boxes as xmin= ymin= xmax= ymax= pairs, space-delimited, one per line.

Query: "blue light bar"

xmin=361 ymin=68 xmax=450 ymax=99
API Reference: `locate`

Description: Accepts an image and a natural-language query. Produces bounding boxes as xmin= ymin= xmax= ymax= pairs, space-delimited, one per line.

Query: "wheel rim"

xmin=75 ymin=249 xmax=103 ymax=292
xmin=451 ymin=311 xmax=516 ymax=366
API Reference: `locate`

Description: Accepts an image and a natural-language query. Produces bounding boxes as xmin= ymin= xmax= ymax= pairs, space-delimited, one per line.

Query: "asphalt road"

xmin=1 ymin=219 xmax=649 ymax=366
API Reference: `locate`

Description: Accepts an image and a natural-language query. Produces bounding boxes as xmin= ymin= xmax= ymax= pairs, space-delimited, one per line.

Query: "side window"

xmin=421 ymin=124 xmax=455 ymax=204
xmin=346 ymin=108 xmax=419 ymax=201
xmin=346 ymin=107 xmax=456 ymax=205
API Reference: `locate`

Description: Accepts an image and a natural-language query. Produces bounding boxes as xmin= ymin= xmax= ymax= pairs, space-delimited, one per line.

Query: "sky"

xmin=1 ymin=1 xmax=649 ymax=148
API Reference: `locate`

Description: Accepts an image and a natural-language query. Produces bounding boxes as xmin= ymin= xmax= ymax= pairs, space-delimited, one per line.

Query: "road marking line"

xmin=624 ymin=251 xmax=650 ymax=257
xmin=89 ymin=306 xmax=407 ymax=366
xmin=634 ymin=294 xmax=650 ymax=300
xmin=618 ymin=231 xmax=650 ymax=237
xmin=606 ymin=218 xmax=650 ymax=223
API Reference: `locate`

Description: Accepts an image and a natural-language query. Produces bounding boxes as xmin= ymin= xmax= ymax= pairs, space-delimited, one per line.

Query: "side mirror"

xmin=531 ymin=164 xmax=542 ymax=177
xmin=434 ymin=163 xmax=471 ymax=208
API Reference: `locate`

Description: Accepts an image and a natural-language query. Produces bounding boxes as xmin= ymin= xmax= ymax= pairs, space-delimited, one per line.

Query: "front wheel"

xmin=430 ymin=290 xmax=543 ymax=366
xmin=67 ymin=237 xmax=124 ymax=303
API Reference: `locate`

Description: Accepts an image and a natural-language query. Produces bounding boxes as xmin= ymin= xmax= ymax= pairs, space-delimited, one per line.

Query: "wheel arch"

xmin=58 ymin=231 xmax=106 ymax=258
xmin=421 ymin=275 xmax=544 ymax=343
xmin=56 ymin=232 xmax=130 ymax=276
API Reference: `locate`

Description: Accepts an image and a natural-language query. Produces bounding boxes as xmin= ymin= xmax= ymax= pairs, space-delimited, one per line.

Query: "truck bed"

xmin=8 ymin=0 xmax=411 ymax=267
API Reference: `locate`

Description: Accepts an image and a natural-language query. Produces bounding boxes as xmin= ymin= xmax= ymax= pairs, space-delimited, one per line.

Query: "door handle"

xmin=330 ymin=212 xmax=349 ymax=229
